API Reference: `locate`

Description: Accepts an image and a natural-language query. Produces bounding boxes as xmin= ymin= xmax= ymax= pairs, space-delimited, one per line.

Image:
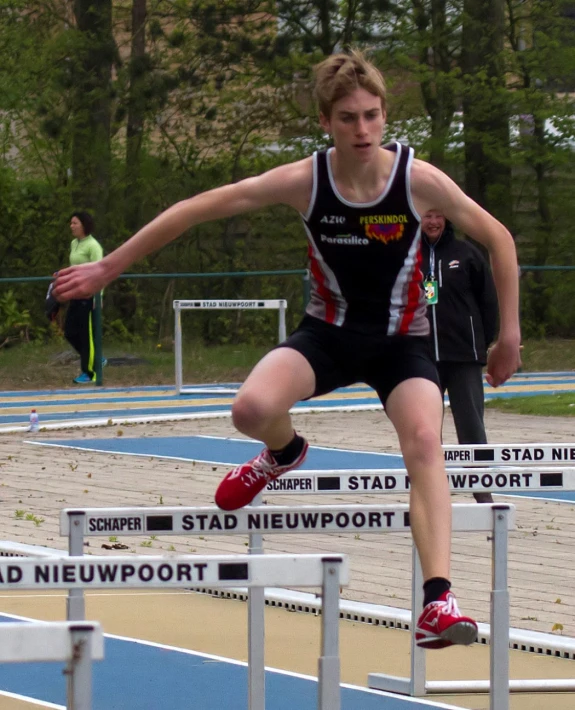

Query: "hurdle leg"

xmin=410 ymin=546 xmax=426 ymax=696
xmin=174 ymin=304 xmax=183 ymax=394
xmin=490 ymin=506 xmax=510 ymax=710
xmin=318 ymin=557 xmax=342 ymax=710
xmin=67 ymin=511 xmax=86 ymax=622
xmin=248 ymin=494 xmax=265 ymax=710
xmin=66 ymin=624 xmax=95 ymax=710
xmin=278 ymin=301 xmax=287 ymax=342
xmin=367 ymin=545 xmax=426 ymax=696
xmin=66 ymin=512 xmax=87 ymax=706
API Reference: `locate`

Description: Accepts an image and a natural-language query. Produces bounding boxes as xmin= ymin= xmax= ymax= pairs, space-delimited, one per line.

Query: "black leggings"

xmin=436 ymin=362 xmax=487 ymax=444
xmin=64 ymin=299 xmax=95 ymax=378
xmin=437 ymin=361 xmax=493 ymax=504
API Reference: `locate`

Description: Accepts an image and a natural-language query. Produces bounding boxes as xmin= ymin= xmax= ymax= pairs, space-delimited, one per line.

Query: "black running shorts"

xmin=276 ymin=315 xmax=440 ymax=407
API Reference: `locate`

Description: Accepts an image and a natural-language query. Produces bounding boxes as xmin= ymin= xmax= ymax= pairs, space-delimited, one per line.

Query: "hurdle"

xmin=263 ymin=453 xmax=575 ymax=696
xmin=441 ymin=442 xmax=575 ymax=467
xmin=0 ymin=541 xmax=66 ymax=559
xmin=265 ymin=465 xmax=575 ymax=496
xmin=173 ymin=298 xmax=287 ymax=395
xmin=0 ymin=620 xmax=103 ymax=710
xmin=60 ymin=502 xmax=513 ymax=710
xmin=0 ymin=552 xmax=346 ymax=710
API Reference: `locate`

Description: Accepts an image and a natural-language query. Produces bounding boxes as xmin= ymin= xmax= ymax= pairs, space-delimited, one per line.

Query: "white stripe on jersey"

xmin=388 ymin=225 xmax=427 ymax=335
xmin=304 ymin=223 xmax=348 ymax=326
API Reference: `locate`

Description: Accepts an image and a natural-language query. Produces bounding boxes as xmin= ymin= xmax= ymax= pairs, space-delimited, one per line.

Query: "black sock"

xmin=270 ymin=433 xmax=306 ymax=466
xmin=423 ymin=577 xmax=451 ymax=607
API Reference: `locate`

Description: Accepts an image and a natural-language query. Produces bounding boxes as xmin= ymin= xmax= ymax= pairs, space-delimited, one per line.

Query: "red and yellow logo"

xmin=360 ymin=214 xmax=407 ymax=244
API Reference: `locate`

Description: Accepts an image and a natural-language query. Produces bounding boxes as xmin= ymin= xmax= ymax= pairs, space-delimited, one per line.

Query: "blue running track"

xmin=0 ymin=615 xmax=462 ymax=710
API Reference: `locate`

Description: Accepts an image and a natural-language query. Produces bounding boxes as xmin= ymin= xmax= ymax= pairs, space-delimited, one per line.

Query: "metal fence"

xmin=0 ymin=269 xmax=310 ymax=385
xmin=1 ymin=266 xmax=573 ymax=386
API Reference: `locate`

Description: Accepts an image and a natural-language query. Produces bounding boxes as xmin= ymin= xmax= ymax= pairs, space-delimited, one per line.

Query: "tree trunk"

xmin=461 ymin=0 xmax=512 ymax=228
xmin=412 ymin=0 xmax=456 ymax=170
xmin=71 ymin=0 xmax=114 ymax=238
xmin=125 ymin=0 xmax=147 ymax=233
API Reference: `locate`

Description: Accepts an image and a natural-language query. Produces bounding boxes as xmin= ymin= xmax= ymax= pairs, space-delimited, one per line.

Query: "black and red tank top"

xmin=301 ymin=141 xmax=428 ymax=336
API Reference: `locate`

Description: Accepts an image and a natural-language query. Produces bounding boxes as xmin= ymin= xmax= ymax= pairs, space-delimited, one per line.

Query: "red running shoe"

xmin=215 ymin=440 xmax=309 ymax=511
xmin=415 ymin=591 xmax=478 ymax=650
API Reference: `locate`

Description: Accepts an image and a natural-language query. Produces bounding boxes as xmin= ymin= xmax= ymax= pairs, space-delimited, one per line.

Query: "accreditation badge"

xmin=424 ymin=280 xmax=438 ymax=305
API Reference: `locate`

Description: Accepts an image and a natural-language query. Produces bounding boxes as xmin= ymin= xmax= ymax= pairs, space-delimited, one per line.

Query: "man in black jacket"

xmin=421 ymin=209 xmax=499 ymax=504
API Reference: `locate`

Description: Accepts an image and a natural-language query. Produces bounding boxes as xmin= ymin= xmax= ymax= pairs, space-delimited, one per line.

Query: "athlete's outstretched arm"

xmin=411 ymin=162 xmax=521 ymax=387
xmin=53 ymin=159 xmax=312 ymax=301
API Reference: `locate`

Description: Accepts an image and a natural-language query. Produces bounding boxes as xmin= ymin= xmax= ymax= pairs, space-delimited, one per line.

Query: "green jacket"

xmin=69 ymin=235 xmax=103 ymax=266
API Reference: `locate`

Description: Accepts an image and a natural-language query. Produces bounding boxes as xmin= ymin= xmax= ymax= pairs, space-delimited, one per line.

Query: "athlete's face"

xmin=320 ymin=88 xmax=386 ymax=161
xmin=421 ymin=210 xmax=446 ymax=243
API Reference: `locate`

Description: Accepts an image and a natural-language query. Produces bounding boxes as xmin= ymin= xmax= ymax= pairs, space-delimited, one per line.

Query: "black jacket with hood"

xmin=420 ymin=222 xmax=498 ymax=364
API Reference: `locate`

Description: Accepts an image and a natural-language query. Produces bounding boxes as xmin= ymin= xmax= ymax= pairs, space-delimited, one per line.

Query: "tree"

xmin=70 ymin=0 xmax=115 ymax=235
xmin=506 ymin=0 xmax=575 ymax=334
xmin=124 ymin=0 xmax=147 ymax=232
xmin=461 ymin=0 xmax=512 ymax=226
xmin=409 ymin=0 xmax=461 ymax=169
xmin=0 ymin=1 xmax=78 ymax=277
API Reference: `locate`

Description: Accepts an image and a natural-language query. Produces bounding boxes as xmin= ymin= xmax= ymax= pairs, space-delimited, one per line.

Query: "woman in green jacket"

xmin=64 ymin=211 xmax=104 ymax=384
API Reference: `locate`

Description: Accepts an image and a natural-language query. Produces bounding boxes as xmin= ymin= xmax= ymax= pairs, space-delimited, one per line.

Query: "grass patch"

xmin=519 ymin=339 xmax=575 ymax=373
xmin=0 ymin=336 xmax=573 ymax=393
xmin=486 ymin=393 xmax=575 ymax=416
xmin=0 ymin=339 xmax=269 ymax=391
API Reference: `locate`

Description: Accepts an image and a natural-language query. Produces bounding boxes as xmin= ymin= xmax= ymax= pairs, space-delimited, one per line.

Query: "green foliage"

xmin=0 ymin=290 xmax=34 ymax=347
xmin=105 ymin=318 xmax=140 ymax=344
xmin=0 ymin=0 xmax=574 ymax=341
xmin=520 ymin=270 xmax=575 ymax=338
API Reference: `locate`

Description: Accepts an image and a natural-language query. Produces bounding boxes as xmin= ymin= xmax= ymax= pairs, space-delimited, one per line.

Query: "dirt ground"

xmin=0 ymin=407 xmax=574 ymax=638
xmin=0 ymin=407 xmax=574 ymax=708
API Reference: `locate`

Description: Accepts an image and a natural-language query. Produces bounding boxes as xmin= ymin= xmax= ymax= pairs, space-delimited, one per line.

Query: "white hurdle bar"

xmin=264 ymin=465 xmax=575 ymax=496
xmin=61 ymin=503 xmax=514 ymax=710
xmin=0 ymin=541 xmax=66 ymax=559
xmin=0 ymin=552 xmax=347 ymax=710
xmin=173 ymin=298 xmax=287 ymax=395
xmin=442 ymin=442 xmax=575 ymax=466
xmin=0 ymin=621 xmax=103 ymax=710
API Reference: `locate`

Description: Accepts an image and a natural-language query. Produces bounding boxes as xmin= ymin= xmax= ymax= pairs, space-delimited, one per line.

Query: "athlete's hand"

xmin=486 ymin=338 xmax=522 ymax=388
xmin=53 ymin=262 xmax=109 ymax=301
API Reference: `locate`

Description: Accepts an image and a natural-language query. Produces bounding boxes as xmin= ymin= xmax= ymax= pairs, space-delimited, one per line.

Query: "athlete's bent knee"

xmin=231 ymin=392 xmax=279 ymax=436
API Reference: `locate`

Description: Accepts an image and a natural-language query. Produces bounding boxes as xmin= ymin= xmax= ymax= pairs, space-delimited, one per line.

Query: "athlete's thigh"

xmin=273 ymin=315 xmax=359 ymax=397
xmin=385 ymin=376 xmax=444 ymax=441
xmin=365 ymin=335 xmax=440 ymax=407
xmin=237 ymin=346 xmax=316 ymax=410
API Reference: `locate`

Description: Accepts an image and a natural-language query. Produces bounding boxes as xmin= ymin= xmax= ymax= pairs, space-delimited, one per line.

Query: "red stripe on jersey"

xmin=308 ymin=243 xmax=337 ymax=323
xmin=398 ymin=248 xmax=424 ymax=335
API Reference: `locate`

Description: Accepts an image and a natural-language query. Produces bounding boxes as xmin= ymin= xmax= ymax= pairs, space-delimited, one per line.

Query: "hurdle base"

xmin=367 ymin=674 xmax=414 ymax=696
xmin=179 ymin=387 xmax=238 ymax=395
xmin=368 ymin=674 xmax=575 ymax=694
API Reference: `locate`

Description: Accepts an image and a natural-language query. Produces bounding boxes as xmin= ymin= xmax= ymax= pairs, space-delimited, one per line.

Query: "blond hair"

xmin=313 ymin=49 xmax=387 ymax=118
